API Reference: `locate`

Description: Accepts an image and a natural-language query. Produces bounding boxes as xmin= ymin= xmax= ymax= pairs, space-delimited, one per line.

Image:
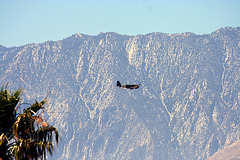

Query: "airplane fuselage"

xmin=117 ymin=81 xmax=141 ymax=90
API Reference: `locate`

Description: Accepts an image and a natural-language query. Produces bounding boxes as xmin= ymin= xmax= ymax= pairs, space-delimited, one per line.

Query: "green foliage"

xmin=0 ymin=85 xmax=59 ymax=160
xmin=0 ymin=84 xmax=22 ymax=137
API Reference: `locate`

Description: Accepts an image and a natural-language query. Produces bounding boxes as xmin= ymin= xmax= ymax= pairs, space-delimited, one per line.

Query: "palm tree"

xmin=0 ymin=85 xmax=58 ymax=160
xmin=0 ymin=85 xmax=21 ymax=159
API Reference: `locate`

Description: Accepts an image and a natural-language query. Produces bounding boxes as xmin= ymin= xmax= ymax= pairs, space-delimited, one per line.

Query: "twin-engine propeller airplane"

xmin=117 ymin=81 xmax=141 ymax=90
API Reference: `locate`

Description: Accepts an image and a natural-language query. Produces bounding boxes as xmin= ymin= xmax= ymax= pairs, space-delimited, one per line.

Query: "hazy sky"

xmin=1 ymin=0 xmax=239 ymax=47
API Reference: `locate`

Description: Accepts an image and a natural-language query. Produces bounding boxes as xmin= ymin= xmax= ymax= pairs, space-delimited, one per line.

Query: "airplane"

xmin=117 ymin=81 xmax=141 ymax=90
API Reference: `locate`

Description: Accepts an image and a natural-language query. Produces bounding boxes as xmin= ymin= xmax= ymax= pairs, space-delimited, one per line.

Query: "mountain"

xmin=1 ymin=27 xmax=240 ymax=160
xmin=207 ymin=139 xmax=240 ymax=160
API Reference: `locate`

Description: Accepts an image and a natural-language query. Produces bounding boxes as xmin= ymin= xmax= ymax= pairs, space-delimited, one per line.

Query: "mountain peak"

xmin=73 ymin=32 xmax=88 ymax=38
xmin=213 ymin=26 xmax=240 ymax=34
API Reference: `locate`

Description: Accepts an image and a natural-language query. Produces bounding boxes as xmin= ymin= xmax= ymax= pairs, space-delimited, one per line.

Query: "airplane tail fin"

xmin=117 ymin=81 xmax=121 ymax=87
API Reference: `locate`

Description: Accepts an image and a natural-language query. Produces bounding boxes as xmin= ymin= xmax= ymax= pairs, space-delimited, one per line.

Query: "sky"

xmin=0 ymin=0 xmax=240 ymax=47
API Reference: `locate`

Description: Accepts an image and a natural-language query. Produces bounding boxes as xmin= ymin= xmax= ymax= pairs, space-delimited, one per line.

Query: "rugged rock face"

xmin=207 ymin=139 xmax=240 ymax=160
xmin=1 ymin=27 xmax=240 ymax=159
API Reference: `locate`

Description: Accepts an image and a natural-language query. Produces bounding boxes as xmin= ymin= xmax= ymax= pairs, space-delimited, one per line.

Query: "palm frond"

xmin=25 ymin=100 xmax=47 ymax=116
xmin=1 ymin=86 xmax=58 ymax=159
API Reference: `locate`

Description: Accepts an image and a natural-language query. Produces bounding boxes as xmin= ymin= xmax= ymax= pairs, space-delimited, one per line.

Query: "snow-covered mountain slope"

xmin=1 ymin=27 xmax=240 ymax=159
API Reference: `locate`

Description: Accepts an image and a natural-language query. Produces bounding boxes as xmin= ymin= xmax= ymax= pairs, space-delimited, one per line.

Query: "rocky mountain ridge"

xmin=207 ymin=139 xmax=240 ymax=160
xmin=0 ymin=27 xmax=240 ymax=159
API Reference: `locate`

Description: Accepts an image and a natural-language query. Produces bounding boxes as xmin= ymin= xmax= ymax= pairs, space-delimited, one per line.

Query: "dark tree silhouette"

xmin=0 ymin=85 xmax=58 ymax=160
